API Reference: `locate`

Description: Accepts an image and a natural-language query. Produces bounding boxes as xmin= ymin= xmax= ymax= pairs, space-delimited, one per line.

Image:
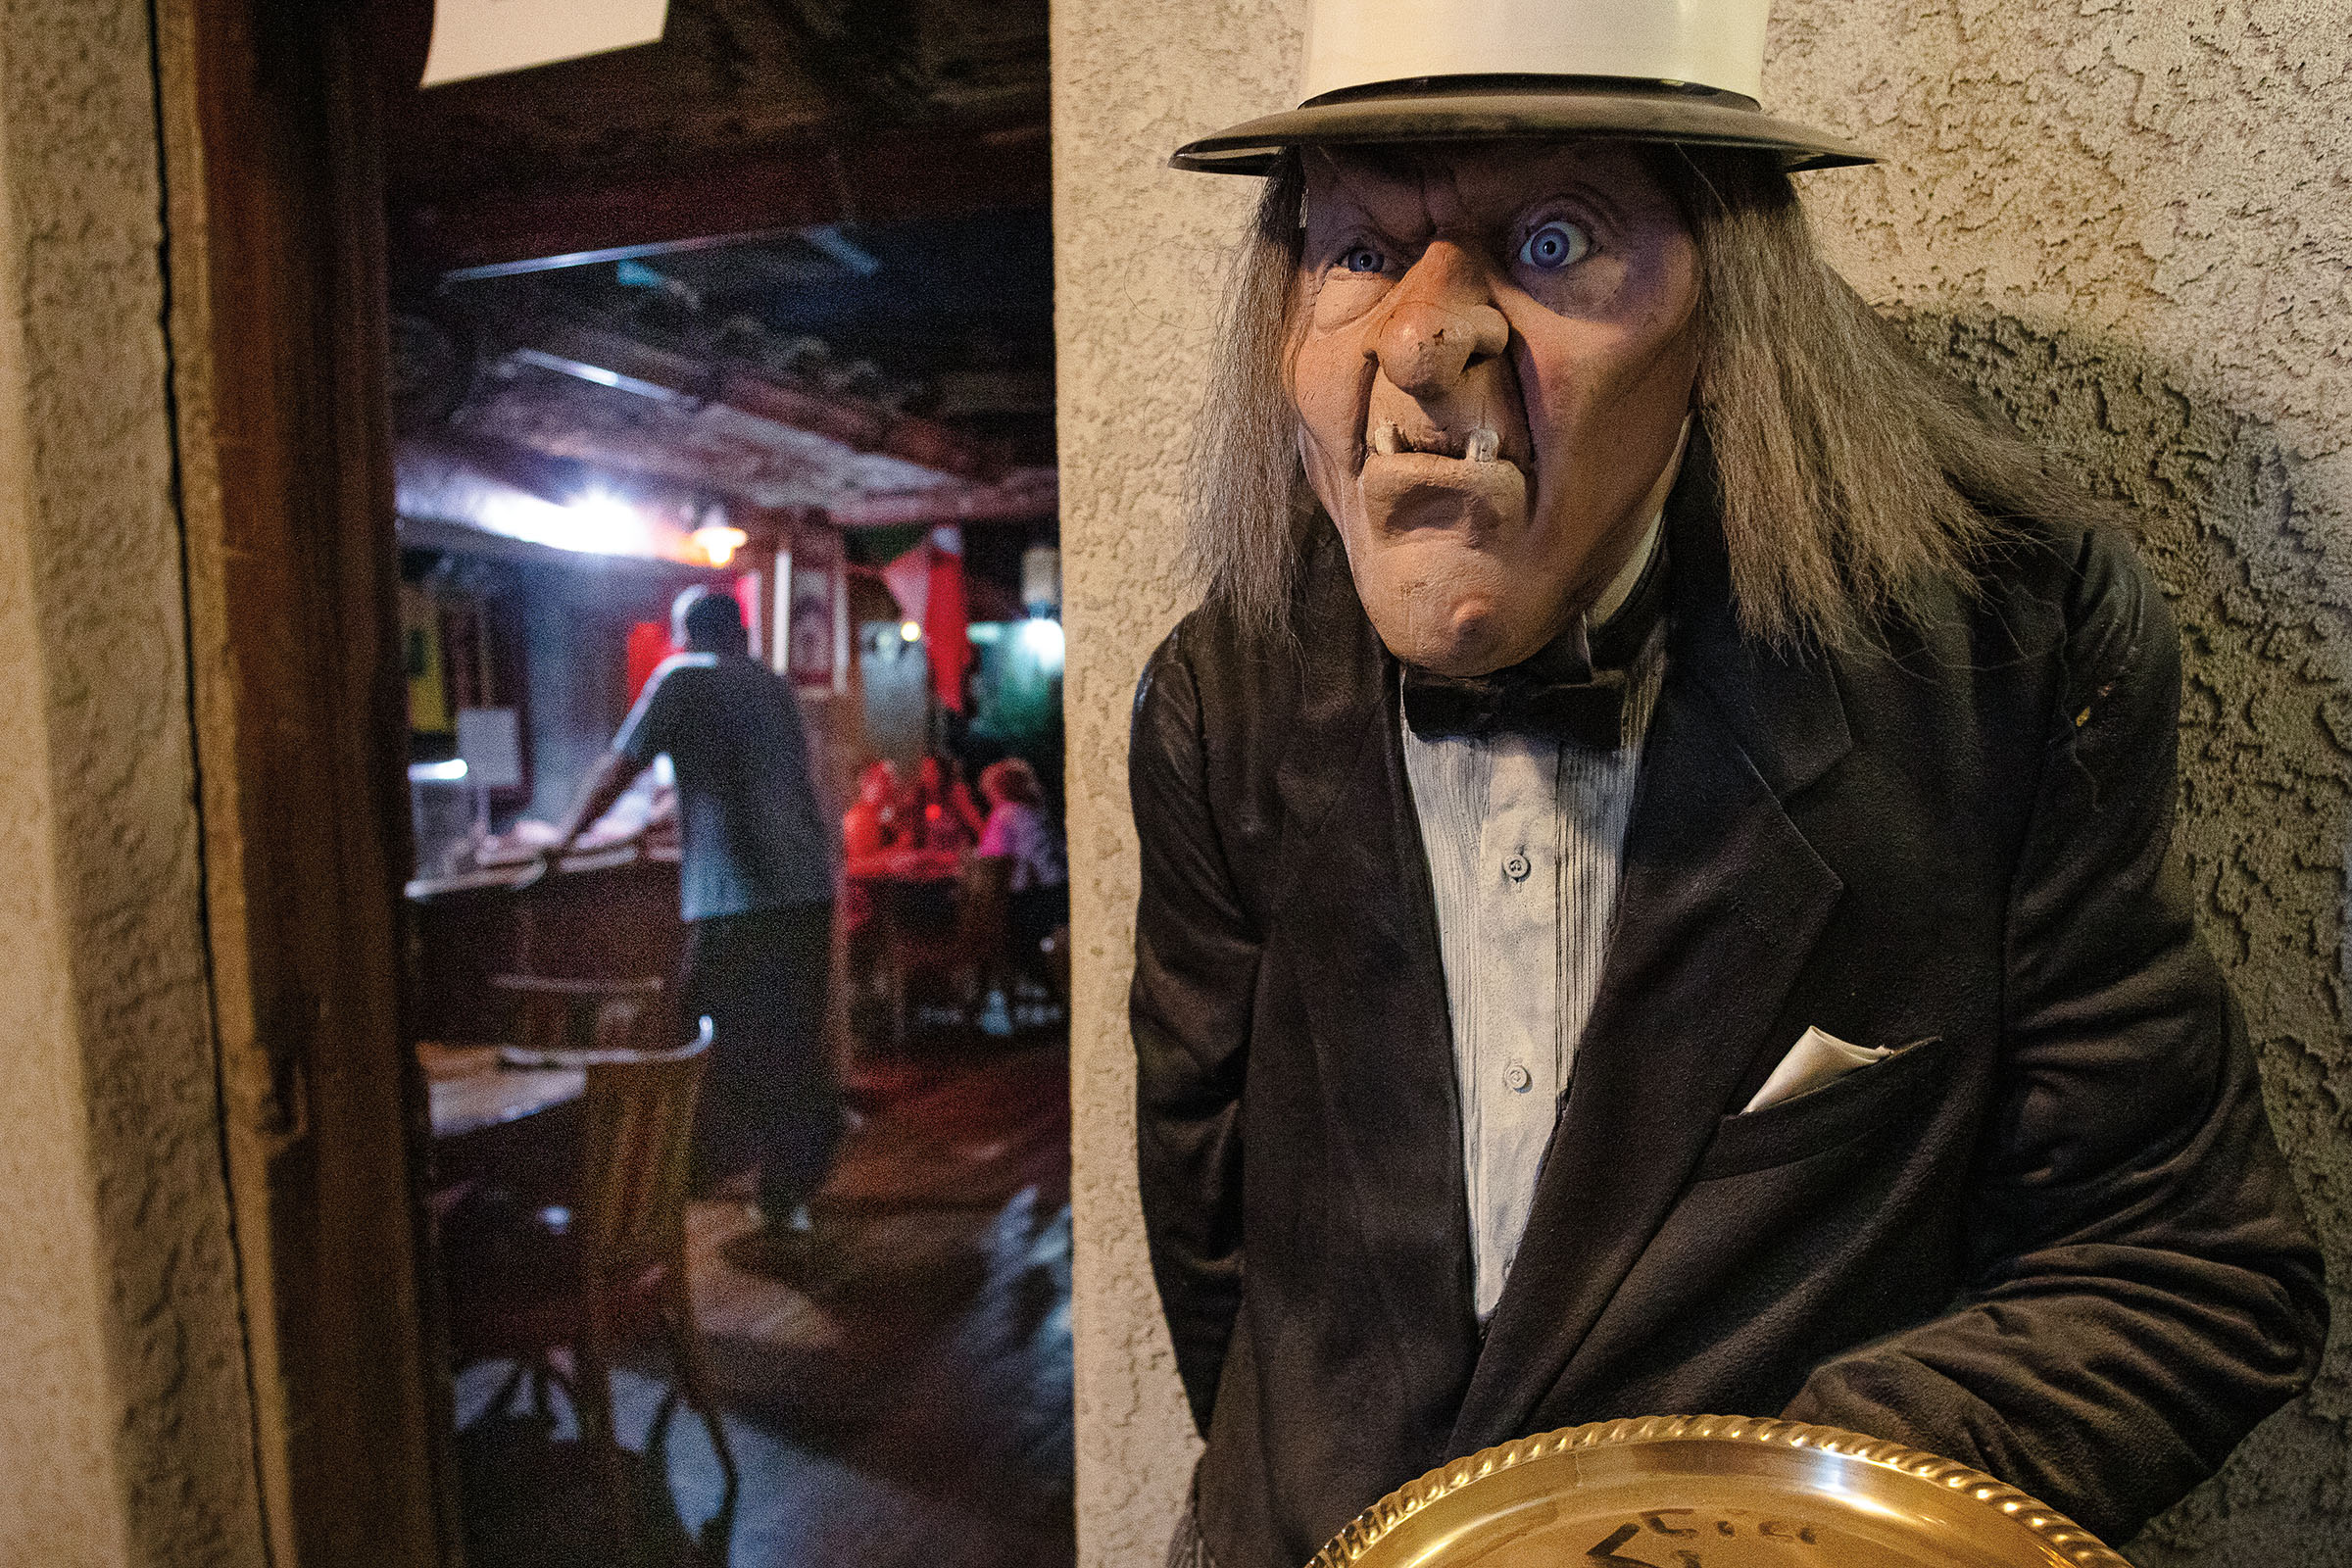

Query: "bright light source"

xmin=692 ymin=522 xmax=749 ymax=566
xmin=408 ymin=758 xmax=468 ymax=783
xmin=1017 ymin=615 xmax=1064 ymax=670
xmin=562 ymin=490 xmax=654 ymax=556
xmin=427 ymin=468 xmax=692 ymax=563
xmin=900 ymin=620 xmax=922 ymax=643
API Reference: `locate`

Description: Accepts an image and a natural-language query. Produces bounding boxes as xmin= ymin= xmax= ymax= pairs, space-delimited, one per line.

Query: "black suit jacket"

xmin=1129 ymin=462 xmax=2326 ymax=1568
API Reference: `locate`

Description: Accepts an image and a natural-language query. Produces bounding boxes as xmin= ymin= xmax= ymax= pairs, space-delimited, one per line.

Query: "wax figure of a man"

xmin=551 ymin=585 xmax=841 ymax=1267
xmin=1129 ymin=5 xmax=2328 ymax=1566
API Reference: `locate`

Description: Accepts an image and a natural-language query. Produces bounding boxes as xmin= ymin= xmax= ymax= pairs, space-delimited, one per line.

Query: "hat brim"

xmin=1171 ymin=82 xmax=1874 ymax=174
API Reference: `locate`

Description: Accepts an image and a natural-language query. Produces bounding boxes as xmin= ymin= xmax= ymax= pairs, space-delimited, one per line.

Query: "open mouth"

xmin=1365 ymin=419 xmax=1516 ymax=466
xmin=1355 ymin=417 xmax=1532 ymax=537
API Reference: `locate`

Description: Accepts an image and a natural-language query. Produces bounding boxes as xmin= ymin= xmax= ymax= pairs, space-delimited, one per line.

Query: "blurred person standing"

xmin=548 ymin=584 xmax=839 ymax=1268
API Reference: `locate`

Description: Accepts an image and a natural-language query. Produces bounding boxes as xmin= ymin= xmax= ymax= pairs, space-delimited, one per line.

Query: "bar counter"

xmin=404 ymin=842 xmax=686 ymax=1046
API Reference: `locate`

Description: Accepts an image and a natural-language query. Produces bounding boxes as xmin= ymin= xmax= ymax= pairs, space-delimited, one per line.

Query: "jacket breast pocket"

xmin=1695 ymin=1035 xmax=1955 ymax=1181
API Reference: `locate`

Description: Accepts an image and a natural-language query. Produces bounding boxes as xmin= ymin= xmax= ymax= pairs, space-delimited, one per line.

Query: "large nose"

xmin=1375 ymin=242 xmax=1510 ymax=402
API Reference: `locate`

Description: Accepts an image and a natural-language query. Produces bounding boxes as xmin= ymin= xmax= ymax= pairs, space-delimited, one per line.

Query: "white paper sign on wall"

xmin=455 ymin=708 xmax=524 ymax=790
xmin=421 ymin=0 xmax=669 ymax=88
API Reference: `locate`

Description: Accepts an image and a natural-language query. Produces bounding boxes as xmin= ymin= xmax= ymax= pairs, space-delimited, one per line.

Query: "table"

xmin=405 ymin=845 xmax=684 ymax=1047
xmin=844 ymin=847 xmax=962 ymax=885
xmin=417 ymin=1042 xmax=585 ymax=1141
xmin=846 ymin=846 xmax=965 ymax=934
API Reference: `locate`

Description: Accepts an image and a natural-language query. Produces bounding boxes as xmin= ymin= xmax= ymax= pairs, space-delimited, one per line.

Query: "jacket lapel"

xmin=1450 ymin=464 xmax=1852 ymax=1450
xmin=1276 ymin=529 xmax=1481 ymax=1381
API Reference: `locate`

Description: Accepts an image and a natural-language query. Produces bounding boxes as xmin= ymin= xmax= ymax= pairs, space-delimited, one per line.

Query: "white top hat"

xmin=1173 ymin=0 xmax=1870 ymax=174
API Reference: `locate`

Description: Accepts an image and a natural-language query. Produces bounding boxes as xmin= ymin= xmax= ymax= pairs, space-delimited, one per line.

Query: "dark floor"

xmin=452 ymin=1028 xmax=1074 ymax=1568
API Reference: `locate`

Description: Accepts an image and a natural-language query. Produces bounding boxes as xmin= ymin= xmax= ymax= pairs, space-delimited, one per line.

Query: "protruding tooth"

xmin=1467 ymin=427 xmax=1500 ymax=463
xmin=1370 ymin=421 xmax=1400 ymax=457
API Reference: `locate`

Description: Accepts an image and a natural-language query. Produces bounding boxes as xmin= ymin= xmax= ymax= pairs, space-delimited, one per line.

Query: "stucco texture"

xmin=1055 ymin=1 xmax=2352 ymax=1563
xmin=0 ymin=2 xmax=266 ymax=1564
xmin=1775 ymin=6 xmax=2352 ymax=1559
xmin=1052 ymin=4 xmax=1298 ymax=1562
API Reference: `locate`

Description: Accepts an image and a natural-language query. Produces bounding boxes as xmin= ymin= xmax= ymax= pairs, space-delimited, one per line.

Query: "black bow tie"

xmin=1401 ymin=534 xmax=1670 ymax=752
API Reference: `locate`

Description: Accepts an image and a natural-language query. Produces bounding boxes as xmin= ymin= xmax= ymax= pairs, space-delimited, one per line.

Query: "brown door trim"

xmin=153 ymin=1 xmax=448 ymax=1561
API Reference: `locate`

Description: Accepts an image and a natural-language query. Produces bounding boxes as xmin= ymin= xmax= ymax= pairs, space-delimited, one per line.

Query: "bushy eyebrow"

xmin=1304 ymin=155 xmax=1450 ymax=248
xmin=1306 ymin=161 xmax=1642 ymax=256
xmin=1516 ymin=178 xmax=1631 ymax=230
xmin=1300 ymin=189 xmax=1416 ymax=262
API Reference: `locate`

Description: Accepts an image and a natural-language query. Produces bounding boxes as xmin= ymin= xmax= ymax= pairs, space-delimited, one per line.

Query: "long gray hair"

xmin=1184 ymin=145 xmax=2104 ymax=649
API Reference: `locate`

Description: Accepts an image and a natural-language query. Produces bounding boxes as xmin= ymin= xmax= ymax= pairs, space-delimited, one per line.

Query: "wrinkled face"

xmin=1290 ymin=141 xmax=1701 ymax=675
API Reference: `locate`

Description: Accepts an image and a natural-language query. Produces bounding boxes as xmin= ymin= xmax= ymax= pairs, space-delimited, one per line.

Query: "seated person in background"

xmin=977 ymin=758 xmax=1069 ymax=955
xmin=910 ymin=754 xmax=988 ymax=853
xmin=946 ymin=759 xmax=988 ymax=843
xmin=841 ymin=759 xmax=907 ymax=861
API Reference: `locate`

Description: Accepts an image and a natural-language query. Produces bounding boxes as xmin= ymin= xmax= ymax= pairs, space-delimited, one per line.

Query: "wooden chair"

xmin=1039 ymin=922 xmax=1072 ymax=1005
xmin=880 ymin=854 xmax=1012 ymax=1045
xmin=956 ymin=854 xmax=1015 ymax=1006
xmin=443 ymin=977 xmax=737 ymax=1543
xmin=495 ymin=973 xmax=666 ymax=1059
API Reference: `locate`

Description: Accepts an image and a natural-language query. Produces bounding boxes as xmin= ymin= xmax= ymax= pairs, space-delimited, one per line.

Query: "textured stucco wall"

xmin=1764 ymin=6 xmax=2352 ymax=1558
xmin=1056 ymin=2 xmax=2352 ymax=1563
xmin=1052 ymin=5 xmax=1298 ymax=1561
xmin=0 ymin=3 xmax=267 ymax=1564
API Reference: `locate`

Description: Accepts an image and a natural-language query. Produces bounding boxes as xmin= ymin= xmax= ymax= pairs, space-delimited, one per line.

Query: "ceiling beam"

xmin=824 ymin=467 xmax=1057 ymax=529
xmin=398 ymin=429 xmax=1051 ymax=539
xmin=499 ymin=316 xmax=1003 ymax=481
xmin=401 ymin=428 xmax=601 ymax=506
xmin=391 ymin=122 xmax=1049 ymax=280
xmin=394 ymin=514 xmax=737 ymax=584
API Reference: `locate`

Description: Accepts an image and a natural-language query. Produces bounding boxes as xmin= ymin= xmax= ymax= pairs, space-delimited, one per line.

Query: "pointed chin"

xmin=1381 ymin=585 xmax=1520 ymax=676
xmin=1331 ymin=453 xmax=1540 ymax=676
xmin=1344 ymin=542 xmax=1546 ymax=679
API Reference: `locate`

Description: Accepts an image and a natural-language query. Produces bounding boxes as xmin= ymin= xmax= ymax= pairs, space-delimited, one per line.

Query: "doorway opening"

xmin=379 ymin=8 xmax=1069 ymax=1564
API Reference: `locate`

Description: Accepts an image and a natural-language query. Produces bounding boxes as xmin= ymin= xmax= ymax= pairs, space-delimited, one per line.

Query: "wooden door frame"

xmin=154 ymin=1 xmax=449 ymax=1561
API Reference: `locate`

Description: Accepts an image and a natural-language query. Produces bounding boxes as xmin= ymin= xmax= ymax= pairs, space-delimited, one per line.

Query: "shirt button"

xmin=1503 ymin=853 xmax=1532 ymax=881
xmin=1505 ymin=1062 xmax=1532 ymax=1092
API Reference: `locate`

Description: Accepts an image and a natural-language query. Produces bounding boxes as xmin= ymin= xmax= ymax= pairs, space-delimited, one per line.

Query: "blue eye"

xmin=1518 ymin=220 xmax=1592 ymax=271
xmin=1340 ymin=245 xmax=1385 ymax=273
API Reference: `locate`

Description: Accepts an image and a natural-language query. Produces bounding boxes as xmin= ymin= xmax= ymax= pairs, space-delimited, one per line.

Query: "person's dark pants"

xmin=681 ymin=901 xmax=837 ymax=1223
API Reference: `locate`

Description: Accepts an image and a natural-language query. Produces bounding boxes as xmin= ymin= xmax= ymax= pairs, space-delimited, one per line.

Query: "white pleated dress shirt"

xmin=1401 ymin=518 xmax=1669 ymax=1322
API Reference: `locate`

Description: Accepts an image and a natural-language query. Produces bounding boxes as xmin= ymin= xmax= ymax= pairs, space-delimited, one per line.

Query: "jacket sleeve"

xmin=1783 ymin=530 xmax=2328 ymax=1543
xmin=1130 ymin=629 xmax=1260 ymax=1436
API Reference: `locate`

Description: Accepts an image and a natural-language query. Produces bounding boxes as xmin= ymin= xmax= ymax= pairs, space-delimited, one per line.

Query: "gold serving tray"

xmin=1311 ymin=1416 xmax=2129 ymax=1568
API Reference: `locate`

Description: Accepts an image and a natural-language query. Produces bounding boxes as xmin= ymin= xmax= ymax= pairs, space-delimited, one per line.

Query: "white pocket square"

xmin=1742 ymin=1026 xmax=1893 ymax=1113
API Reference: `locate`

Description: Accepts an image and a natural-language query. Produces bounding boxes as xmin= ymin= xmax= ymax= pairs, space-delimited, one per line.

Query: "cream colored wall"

xmin=1053 ymin=4 xmax=1300 ymax=1561
xmin=1765 ymin=7 xmax=2352 ymax=1558
xmin=0 ymin=3 xmax=267 ymax=1564
xmin=1054 ymin=2 xmax=2352 ymax=1563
